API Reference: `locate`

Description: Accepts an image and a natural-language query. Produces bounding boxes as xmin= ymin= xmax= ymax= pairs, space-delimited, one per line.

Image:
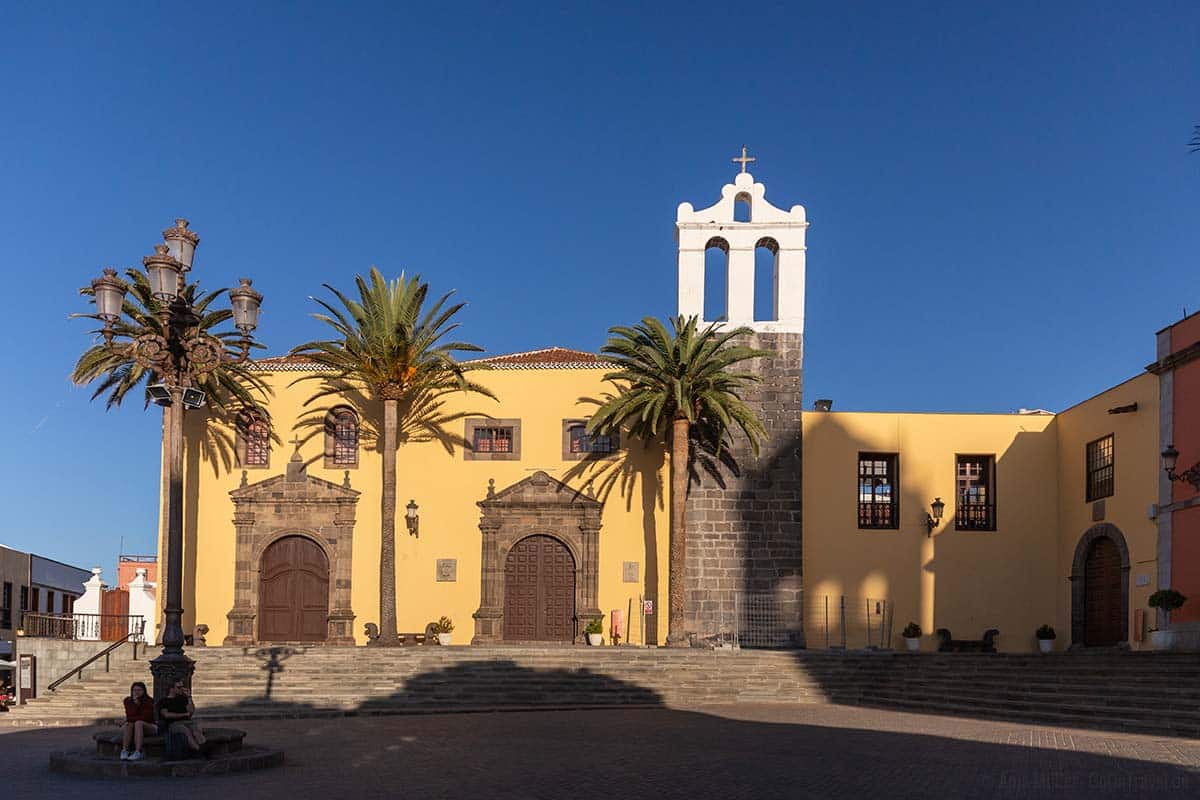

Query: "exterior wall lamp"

xmin=405 ymin=499 xmax=420 ymax=538
xmin=925 ymin=497 xmax=945 ymax=537
xmin=1162 ymin=445 xmax=1200 ymax=489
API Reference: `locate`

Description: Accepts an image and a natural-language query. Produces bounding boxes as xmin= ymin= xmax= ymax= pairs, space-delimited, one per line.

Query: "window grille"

xmin=858 ymin=453 xmax=899 ymax=529
xmin=474 ymin=427 xmax=514 ymax=453
xmin=1086 ymin=434 xmax=1114 ymax=501
xmin=332 ymin=410 xmax=358 ymax=465
xmin=1 ymin=582 xmax=11 ymax=629
xmin=242 ymin=414 xmax=270 ymax=467
xmin=956 ymin=455 xmax=996 ymax=530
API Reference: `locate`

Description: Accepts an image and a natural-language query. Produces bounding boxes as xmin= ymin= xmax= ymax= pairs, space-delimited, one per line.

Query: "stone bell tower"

xmin=675 ymin=149 xmax=807 ymax=645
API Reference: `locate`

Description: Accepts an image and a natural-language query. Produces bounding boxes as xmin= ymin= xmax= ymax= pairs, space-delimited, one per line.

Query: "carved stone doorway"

xmin=503 ymin=535 xmax=576 ymax=642
xmin=1069 ymin=523 xmax=1130 ymax=648
xmin=472 ymin=471 xmax=602 ymax=644
xmin=258 ymin=535 xmax=330 ymax=642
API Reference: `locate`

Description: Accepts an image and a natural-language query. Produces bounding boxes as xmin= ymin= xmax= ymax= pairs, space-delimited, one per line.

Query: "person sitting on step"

xmin=157 ymin=679 xmax=207 ymax=755
xmin=120 ymin=681 xmax=157 ymax=761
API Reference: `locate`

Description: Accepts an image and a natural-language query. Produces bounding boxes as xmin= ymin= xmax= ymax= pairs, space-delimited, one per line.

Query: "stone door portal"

xmin=503 ymin=535 xmax=575 ymax=642
xmin=1084 ymin=536 xmax=1122 ymax=647
xmin=258 ymin=535 xmax=330 ymax=642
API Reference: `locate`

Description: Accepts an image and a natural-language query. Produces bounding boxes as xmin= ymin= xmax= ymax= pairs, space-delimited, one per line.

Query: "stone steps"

xmin=8 ymin=646 xmax=1200 ymax=737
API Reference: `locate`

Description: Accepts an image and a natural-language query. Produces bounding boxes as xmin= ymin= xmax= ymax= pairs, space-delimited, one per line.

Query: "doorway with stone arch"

xmin=1069 ymin=523 xmax=1130 ymax=648
xmin=503 ymin=534 xmax=576 ymax=642
xmin=258 ymin=535 xmax=330 ymax=643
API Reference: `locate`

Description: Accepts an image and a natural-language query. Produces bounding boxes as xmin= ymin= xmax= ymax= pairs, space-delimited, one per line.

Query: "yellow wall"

xmin=177 ymin=366 xmax=669 ymax=646
xmin=1054 ymin=373 xmax=1159 ymax=649
xmin=802 ymin=411 xmax=1060 ymax=652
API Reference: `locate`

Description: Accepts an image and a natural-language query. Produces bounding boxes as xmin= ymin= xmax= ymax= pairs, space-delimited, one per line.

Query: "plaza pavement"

xmin=3 ymin=703 xmax=1199 ymax=799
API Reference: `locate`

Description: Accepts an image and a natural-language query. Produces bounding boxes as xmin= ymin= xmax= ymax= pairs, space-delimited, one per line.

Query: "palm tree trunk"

xmin=666 ymin=416 xmax=690 ymax=647
xmin=377 ymin=397 xmax=400 ymax=645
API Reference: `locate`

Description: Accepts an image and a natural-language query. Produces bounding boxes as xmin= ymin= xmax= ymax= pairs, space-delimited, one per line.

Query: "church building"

xmin=166 ymin=160 xmax=1179 ymax=653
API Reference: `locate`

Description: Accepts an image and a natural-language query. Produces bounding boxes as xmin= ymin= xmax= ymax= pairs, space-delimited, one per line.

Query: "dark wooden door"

xmin=503 ymin=535 xmax=575 ymax=642
xmin=1084 ymin=536 xmax=1122 ymax=646
xmin=100 ymin=589 xmax=129 ymax=642
xmin=258 ymin=536 xmax=329 ymax=642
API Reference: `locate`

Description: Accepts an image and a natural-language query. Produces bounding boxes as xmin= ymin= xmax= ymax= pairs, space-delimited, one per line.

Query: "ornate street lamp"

xmin=925 ymin=497 xmax=945 ymax=537
xmin=84 ymin=220 xmax=264 ymax=700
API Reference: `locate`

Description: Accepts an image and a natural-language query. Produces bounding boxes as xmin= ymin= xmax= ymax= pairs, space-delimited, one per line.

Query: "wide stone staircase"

xmin=7 ymin=645 xmax=1200 ymax=738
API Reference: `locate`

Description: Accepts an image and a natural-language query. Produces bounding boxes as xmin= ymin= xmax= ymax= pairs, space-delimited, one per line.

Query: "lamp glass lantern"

xmin=229 ymin=278 xmax=263 ymax=333
xmin=1163 ymin=445 xmax=1180 ymax=477
xmin=91 ymin=268 xmax=128 ymax=322
xmin=930 ymin=497 xmax=945 ymax=522
xmin=144 ymin=245 xmax=182 ymax=301
xmin=162 ymin=218 xmax=198 ymax=271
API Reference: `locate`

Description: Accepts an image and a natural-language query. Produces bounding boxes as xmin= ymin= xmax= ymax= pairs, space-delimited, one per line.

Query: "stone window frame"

xmin=324 ymin=405 xmax=360 ymax=470
xmin=236 ymin=407 xmax=272 ymax=470
xmin=464 ymin=418 xmax=522 ymax=461
xmin=561 ymin=419 xmax=620 ymax=461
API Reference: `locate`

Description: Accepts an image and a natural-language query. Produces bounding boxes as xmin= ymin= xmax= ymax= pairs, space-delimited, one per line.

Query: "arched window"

xmin=326 ymin=406 xmax=359 ymax=467
xmin=754 ymin=237 xmax=779 ymax=321
xmin=237 ymin=408 xmax=271 ymax=469
xmin=704 ymin=237 xmax=729 ymax=322
xmin=734 ymin=192 xmax=752 ymax=222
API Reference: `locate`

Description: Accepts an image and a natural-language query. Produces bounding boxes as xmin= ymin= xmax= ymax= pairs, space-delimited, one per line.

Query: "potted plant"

xmin=1035 ymin=624 xmax=1056 ymax=653
xmin=901 ymin=622 xmax=921 ymax=652
xmin=585 ymin=617 xmax=604 ymax=646
xmin=434 ymin=616 xmax=454 ymax=646
xmin=1148 ymin=589 xmax=1187 ymax=650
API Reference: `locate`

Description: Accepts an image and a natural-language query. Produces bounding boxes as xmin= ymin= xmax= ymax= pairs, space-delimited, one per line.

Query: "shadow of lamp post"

xmin=86 ymin=219 xmax=264 ymax=701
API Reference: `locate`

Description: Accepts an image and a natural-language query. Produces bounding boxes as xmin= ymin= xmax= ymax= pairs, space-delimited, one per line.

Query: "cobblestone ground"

xmin=3 ymin=704 xmax=1200 ymax=799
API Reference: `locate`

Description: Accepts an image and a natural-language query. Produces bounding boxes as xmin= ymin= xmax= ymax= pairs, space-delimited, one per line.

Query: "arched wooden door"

xmin=258 ymin=535 xmax=329 ymax=642
xmin=1084 ymin=536 xmax=1122 ymax=646
xmin=503 ymin=535 xmax=575 ymax=642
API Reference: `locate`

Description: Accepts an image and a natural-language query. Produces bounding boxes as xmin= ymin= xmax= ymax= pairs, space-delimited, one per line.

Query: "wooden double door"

xmin=1083 ymin=536 xmax=1123 ymax=647
xmin=258 ymin=535 xmax=329 ymax=642
xmin=503 ymin=535 xmax=576 ymax=642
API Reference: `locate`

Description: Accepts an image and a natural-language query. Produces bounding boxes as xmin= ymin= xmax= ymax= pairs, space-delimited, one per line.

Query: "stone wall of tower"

xmin=683 ymin=331 xmax=804 ymax=645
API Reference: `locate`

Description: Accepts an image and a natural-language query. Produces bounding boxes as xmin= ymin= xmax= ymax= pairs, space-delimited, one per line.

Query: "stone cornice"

xmin=1146 ymin=339 xmax=1200 ymax=375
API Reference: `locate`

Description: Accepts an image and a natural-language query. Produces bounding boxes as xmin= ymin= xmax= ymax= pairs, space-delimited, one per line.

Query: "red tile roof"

xmin=251 ymin=347 xmax=609 ymax=372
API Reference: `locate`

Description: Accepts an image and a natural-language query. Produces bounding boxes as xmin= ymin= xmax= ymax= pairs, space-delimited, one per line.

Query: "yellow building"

xmin=164 ymin=167 xmax=1163 ymax=653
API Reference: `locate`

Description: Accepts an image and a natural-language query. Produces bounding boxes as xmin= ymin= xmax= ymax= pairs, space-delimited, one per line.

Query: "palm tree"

xmin=588 ymin=315 xmax=769 ymax=647
xmin=290 ymin=267 xmax=494 ymax=645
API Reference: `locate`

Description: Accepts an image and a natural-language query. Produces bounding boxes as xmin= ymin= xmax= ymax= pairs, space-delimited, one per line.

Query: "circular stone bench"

xmin=93 ymin=726 xmax=246 ymax=758
xmin=49 ymin=744 xmax=283 ymax=778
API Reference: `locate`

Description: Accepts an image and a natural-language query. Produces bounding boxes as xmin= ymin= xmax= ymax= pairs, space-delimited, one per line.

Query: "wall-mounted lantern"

xmin=1163 ymin=445 xmax=1200 ymax=489
xmin=405 ymin=499 xmax=420 ymax=538
xmin=925 ymin=497 xmax=945 ymax=537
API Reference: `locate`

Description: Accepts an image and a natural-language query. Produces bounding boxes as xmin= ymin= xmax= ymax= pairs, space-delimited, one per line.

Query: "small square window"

xmin=464 ymin=419 xmax=522 ymax=461
xmin=563 ymin=421 xmax=619 ymax=460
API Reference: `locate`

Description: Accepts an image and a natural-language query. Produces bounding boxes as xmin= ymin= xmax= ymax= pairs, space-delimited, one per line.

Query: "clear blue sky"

xmin=0 ymin=2 xmax=1196 ymax=571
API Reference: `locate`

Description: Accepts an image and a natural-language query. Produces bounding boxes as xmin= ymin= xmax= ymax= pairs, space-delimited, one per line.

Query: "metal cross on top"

xmin=731 ymin=144 xmax=756 ymax=173
xmin=289 ymin=435 xmax=304 ymax=455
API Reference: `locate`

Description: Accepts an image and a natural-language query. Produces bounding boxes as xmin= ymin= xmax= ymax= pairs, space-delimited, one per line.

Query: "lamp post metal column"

xmin=86 ymin=219 xmax=263 ymax=701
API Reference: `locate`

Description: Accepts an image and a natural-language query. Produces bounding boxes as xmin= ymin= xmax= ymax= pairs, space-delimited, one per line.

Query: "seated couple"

xmin=120 ymin=679 xmax=207 ymax=761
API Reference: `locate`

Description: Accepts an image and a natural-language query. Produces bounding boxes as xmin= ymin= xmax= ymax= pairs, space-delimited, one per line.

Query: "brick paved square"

xmin=4 ymin=704 xmax=1199 ymax=799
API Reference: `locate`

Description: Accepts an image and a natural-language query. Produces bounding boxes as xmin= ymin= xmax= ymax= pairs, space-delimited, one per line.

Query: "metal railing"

xmin=47 ymin=620 xmax=146 ymax=692
xmin=804 ymin=595 xmax=895 ymax=650
xmin=21 ymin=613 xmax=147 ymax=642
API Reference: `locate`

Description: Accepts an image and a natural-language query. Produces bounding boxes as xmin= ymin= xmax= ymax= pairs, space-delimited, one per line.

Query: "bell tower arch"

xmin=674 ymin=151 xmax=807 ymax=646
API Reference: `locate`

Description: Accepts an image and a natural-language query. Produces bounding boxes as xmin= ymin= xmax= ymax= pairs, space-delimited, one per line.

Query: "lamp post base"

xmin=149 ymin=651 xmax=195 ymax=701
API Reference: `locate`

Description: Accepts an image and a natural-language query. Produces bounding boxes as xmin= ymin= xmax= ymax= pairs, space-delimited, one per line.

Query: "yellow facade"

xmin=166 ymin=354 xmax=1160 ymax=653
xmin=802 ymin=372 xmax=1159 ymax=652
xmin=171 ymin=360 xmax=670 ymax=646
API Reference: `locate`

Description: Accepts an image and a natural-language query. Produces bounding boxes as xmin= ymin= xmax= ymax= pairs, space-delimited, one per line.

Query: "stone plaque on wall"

xmin=622 ymin=561 xmax=639 ymax=583
xmin=436 ymin=559 xmax=457 ymax=582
